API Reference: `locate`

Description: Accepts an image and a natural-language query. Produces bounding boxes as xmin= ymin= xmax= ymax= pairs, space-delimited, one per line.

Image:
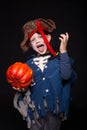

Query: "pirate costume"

xmin=13 ymin=18 xmax=77 ymax=130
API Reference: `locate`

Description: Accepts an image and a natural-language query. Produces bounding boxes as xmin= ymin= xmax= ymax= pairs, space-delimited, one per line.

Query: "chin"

xmin=40 ymin=52 xmax=46 ymax=55
xmin=38 ymin=50 xmax=46 ymax=55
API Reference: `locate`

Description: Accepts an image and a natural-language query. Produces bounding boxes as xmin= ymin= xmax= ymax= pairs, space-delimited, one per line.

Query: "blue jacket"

xmin=15 ymin=52 xmax=77 ymax=120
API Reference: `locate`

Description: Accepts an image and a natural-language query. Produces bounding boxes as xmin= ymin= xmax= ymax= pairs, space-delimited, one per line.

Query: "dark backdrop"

xmin=0 ymin=1 xmax=86 ymax=130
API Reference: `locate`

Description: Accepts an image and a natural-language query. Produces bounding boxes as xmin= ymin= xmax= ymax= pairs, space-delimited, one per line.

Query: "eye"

xmin=38 ymin=35 xmax=42 ymax=39
xmin=30 ymin=38 xmax=35 ymax=43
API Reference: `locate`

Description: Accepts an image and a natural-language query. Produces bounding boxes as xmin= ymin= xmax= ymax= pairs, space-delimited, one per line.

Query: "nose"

xmin=35 ymin=37 xmax=40 ymax=43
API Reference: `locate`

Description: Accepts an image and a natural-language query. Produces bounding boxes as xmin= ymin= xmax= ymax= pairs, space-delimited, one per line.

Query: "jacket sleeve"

xmin=59 ymin=54 xmax=77 ymax=119
xmin=59 ymin=52 xmax=72 ymax=80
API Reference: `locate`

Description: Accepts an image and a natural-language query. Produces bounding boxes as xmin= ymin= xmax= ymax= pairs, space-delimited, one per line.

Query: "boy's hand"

xmin=59 ymin=32 xmax=69 ymax=53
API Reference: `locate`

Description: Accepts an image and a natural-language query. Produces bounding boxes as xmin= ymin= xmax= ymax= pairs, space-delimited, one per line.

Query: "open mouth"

xmin=37 ymin=44 xmax=45 ymax=52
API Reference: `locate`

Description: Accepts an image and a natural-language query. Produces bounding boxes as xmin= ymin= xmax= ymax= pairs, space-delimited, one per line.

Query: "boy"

xmin=9 ymin=18 xmax=77 ymax=130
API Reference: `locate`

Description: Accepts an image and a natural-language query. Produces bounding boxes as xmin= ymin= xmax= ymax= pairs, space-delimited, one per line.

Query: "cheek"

xmin=31 ymin=43 xmax=36 ymax=49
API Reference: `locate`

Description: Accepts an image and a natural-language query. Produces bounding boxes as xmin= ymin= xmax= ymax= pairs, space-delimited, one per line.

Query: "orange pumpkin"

xmin=6 ymin=62 xmax=33 ymax=89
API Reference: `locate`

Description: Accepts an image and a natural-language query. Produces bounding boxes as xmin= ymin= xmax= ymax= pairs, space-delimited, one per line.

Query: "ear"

xmin=46 ymin=34 xmax=51 ymax=42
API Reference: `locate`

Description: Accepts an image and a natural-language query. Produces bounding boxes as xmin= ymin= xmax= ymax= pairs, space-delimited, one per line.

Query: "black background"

xmin=0 ymin=0 xmax=86 ymax=130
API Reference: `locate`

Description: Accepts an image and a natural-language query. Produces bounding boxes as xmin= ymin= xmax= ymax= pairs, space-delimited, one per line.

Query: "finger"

xmin=65 ymin=32 xmax=69 ymax=40
xmin=13 ymin=86 xmax=20 ymax=91
xmin=59 ymin=34 xmax=66 ymax=38
xmin=59 ymin=37 xmax=63 ymax=41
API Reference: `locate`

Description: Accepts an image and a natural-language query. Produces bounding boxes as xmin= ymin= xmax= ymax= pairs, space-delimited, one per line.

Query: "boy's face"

xmin=29 ymin=33 xmax=51 ymax=55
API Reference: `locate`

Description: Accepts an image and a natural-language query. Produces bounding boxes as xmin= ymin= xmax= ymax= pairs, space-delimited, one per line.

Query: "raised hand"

xmin=59 ymin=32 xmax=69 ymax=53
